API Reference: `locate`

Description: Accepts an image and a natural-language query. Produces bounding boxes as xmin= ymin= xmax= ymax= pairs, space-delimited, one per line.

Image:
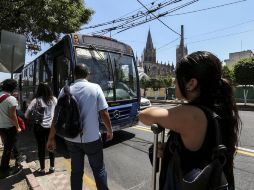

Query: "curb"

xmin=21 ymin=161 xmax=43 ymax=190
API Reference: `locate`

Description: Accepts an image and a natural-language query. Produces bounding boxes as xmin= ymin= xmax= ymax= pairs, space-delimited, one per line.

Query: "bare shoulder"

xmin=170 ymin=105 xmax=208 ymax=150
xmin=168 ymin=105 xmax=207 ymax=134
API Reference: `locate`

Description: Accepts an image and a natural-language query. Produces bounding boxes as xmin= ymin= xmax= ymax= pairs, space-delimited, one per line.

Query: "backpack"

xmin=55 ymin=85 xmax=82 ymax=138
xmin=28 ymin=99 xmax=45 ymax=126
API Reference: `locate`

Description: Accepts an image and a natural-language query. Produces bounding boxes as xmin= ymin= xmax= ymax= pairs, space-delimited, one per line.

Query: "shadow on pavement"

xmin=0 ymin=165 xmax=25 ymax=189
xmin=103 ymin=130 xmax=135 ymax=148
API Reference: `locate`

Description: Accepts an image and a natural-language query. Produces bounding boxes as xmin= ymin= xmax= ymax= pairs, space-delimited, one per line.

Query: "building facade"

xmin=224 ymin=50 xmax=254 ymax=69
xmin=141 ymin=29 xmax=174 ymax=79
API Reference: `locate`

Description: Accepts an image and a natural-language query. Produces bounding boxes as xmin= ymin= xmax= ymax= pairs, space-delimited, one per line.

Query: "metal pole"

xmin=181 ymin=25 xmax=184 ymax=58
xmin=159 ymin=130 xmax=165 ymax=172
xmin=11 ymin=45 xmax=15 ymax=79
xmin=152 ymin=132 xmax=158 ymax=190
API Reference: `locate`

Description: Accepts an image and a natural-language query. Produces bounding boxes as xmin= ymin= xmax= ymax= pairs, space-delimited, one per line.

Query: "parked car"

xmin=140 ymin=97 xmax=151 ymax=110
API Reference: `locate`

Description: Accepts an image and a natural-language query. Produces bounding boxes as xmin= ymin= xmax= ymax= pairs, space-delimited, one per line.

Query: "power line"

xmin=96 ymin=0 xmax=199 ymax=36
xmin=157 ymin=38 xmax=179 ymax=49
xmin=187 ymin=29 xmax=254 ymax=45
xmin=136 ymin=0 xmax=181 ymax=36
xmin=81 ymin=0 xmax=174 ymax=30
xmin=85 ymin=0 xmax=195 ymax=35
xmin=166 ymin=0 xmax=247 ymax=17
xmin=187 ymin=18 xmax=254 ymax=39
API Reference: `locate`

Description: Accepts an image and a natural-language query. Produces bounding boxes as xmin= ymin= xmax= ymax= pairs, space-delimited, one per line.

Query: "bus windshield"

xmin=76 ymin=47 xmax=138 ymax=101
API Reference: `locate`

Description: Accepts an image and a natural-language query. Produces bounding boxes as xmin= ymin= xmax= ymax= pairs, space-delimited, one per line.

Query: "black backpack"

xmin=55 ymin=85 xmax=82 ymax=138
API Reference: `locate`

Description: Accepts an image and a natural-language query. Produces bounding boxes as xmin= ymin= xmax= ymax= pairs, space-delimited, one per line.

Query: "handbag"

xmin=159 ymin=109 xmax=229 ymax=190
xmin=28 ymin=99 xmax=45 ymax=126
xmin=17 ymin=116 xmax=26 ymax=131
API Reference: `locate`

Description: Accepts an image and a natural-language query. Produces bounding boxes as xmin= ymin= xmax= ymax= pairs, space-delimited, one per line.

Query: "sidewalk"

xmin=0 ymin=137 xmax=29 ymax=190
xmin=0 ymin=130 xmax=95 ymax=190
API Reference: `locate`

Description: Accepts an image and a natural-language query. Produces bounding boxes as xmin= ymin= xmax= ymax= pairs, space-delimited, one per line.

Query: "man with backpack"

xmin=47 ymin=64 xmax=113 ymax=190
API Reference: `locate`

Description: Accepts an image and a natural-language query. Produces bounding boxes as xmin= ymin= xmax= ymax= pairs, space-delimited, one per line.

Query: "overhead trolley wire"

xmin=92 ymin=0 xmax=199 ymax=36
xmin=136 ymin=0 xmax=181 ymax=36
xmin=167 ymin=0 xmax=247 ymax=17
xmin=81 ymin=0 xmax=172 ymax=30
xmin=83 ymin=0 xmax=190 ymax=34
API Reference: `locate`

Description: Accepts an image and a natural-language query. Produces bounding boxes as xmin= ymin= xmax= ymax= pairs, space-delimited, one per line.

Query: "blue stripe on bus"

xmin=107 ymin=103 xmax=133 ymax=110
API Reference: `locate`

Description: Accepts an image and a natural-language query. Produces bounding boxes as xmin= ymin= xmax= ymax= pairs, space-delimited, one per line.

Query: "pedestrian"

xmin=47 ymin=64 xmax=113 ymax=190
xmin=11 ymin=91 xmax=27 ymax=166
xmin=0 ymin=79 xmax=23 ymax=178
xmin=139 ymin=51 xmax=241 ymax=190
xmin=25 ymin=83 xmax=57 ymax=175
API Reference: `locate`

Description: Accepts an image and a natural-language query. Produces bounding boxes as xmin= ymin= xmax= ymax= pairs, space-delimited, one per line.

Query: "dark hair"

xmin=35 ymin=83 xmax=54 ymax=105
xmin=74 ymin=64 xmax=90 ymax=79
xmin=176 ymin=51 xmax=241 ymax=184
xmin=1 ymin=79 xmax=17 ymax=93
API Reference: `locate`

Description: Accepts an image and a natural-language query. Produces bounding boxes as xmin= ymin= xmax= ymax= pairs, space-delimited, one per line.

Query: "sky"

xmin=1 ymin=0 xmax=254 ymax=81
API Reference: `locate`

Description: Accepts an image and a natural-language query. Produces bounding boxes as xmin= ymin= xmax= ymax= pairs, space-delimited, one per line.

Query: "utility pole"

xmin=180 ymin=25 xmax=185 ymax=59
xmin=176 ymin=25 xmax=186 ymax=67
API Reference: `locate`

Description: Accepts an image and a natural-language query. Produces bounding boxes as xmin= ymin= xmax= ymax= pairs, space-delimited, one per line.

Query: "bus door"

xmin=53 ymin=55 xmax=70 ymax=96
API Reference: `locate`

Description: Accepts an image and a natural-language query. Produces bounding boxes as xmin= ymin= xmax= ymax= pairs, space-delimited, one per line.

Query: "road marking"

xmin=131 ymin=125 xmax=254 ymax=157
xmin=237 ymin=146 xmax=254 ymax=153
xmin=132 ymin=125 xmax=151 ymax=132
xmin=236 ymin=150 xmax=254 ymax=157
xmin=64 ymin=159 xmax=97 ymax=190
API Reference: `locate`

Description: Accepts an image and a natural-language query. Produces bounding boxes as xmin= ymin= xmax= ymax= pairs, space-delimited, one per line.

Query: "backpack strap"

xmin=0 ymin=94 xmax=10 ymax=103
xmin=196 ymin=105 xmax=227 ymax=165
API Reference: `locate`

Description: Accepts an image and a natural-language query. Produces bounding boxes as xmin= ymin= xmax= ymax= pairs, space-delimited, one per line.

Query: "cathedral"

xmin=139 ymin=29 xmax=175 ymax=78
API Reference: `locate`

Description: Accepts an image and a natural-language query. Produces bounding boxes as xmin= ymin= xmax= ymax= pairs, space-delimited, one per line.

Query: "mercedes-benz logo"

xmin=113 ymin=110 xmax=120 ymax=119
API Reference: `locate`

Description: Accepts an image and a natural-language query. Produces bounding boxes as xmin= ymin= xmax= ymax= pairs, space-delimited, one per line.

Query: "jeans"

xmin=0 ymin=127 xmax=17 ymax=170
xmin=66 ymin=139 xmax=109 ymax=190
xmin=34 ymin=124 xmax=55 ymax=169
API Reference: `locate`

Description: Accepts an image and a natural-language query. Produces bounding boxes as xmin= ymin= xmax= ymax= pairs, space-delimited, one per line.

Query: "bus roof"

xmin=71 ymin=34 xmax=133 ymax=56
xmin=22 ymin=34 xmax=134 ymax=71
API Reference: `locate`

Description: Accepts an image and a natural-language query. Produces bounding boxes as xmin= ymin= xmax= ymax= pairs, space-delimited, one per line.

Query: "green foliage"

xmin=233 ymin=57 xmax=254 ymax=86
xmin=140 ymin=76 xmax=172 ymax=90
xmin=0 ymin=0 xmax=93 ymax=44
xmin=222 ymin=65 xmax=234 ymax=84
xmin=162 ymin=76 xmax=172 ymax=87
xmin=150 ymin=78 xmax=163 ymax=91
xmin=140 ymin=78 xmax=150 ymax=89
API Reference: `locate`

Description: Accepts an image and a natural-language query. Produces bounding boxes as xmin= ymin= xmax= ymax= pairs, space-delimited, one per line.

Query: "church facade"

xmin=140 ymin=29 xmax=175 ymax=78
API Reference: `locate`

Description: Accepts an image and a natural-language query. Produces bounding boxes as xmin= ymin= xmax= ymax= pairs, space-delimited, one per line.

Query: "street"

xmin=1 ymin=103 xmax=253 ymax=190
xmin=80 ymin=104 xmax=254 ymax=190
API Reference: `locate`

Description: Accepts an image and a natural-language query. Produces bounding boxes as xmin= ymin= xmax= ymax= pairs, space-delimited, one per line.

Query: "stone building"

xmin=141 ymin=29 xmax=174 ymax=78
xmin=176 ymin=25 xmax=188 ymax=66
xmin=224 ymin=50 xmax=254 ymax=69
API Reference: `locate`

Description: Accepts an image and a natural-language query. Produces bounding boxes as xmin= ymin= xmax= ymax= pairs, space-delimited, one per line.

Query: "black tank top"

xmin=177 ymin=106 xmax=217 ymax=173
xmin=159 ymin=105 xmax=234 ymax=189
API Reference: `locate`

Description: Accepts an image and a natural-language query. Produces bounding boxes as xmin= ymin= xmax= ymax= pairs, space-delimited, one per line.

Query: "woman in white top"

xmin=25 ymin=83 xmax=57 ymax=175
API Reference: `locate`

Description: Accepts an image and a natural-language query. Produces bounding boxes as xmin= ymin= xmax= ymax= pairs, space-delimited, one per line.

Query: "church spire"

xmin=143 ymin=29 xmax=156 ymax=63
xmin=146 ymin=29 xmax=154 ymax=49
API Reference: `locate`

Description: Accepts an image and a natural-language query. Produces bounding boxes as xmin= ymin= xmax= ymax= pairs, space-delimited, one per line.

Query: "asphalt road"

xmin=98 ymin=104 xmax=254 ymax=190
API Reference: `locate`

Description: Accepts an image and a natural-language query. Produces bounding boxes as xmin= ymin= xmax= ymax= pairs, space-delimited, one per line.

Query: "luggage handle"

xmin=151 ymin=124 xmax=165 ymax=190
xmin=151 ymin=124 xmax=164 ymax=134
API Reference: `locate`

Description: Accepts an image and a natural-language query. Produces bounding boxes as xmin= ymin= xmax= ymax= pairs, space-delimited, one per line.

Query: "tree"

xmin=140 ymin=78 xmax=150 ymax=97
xmin=162 ymin=76 xmax=173 ymax=88
xmin=150 ymin=78 xmax=163 ymax=91
xmin=222 ymin=65 xmax=234 ymax=85
xmin=0 ymin=0 xmax=93 ymax=45
xmin=233 ymin=57 xmax=254 ymax=104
